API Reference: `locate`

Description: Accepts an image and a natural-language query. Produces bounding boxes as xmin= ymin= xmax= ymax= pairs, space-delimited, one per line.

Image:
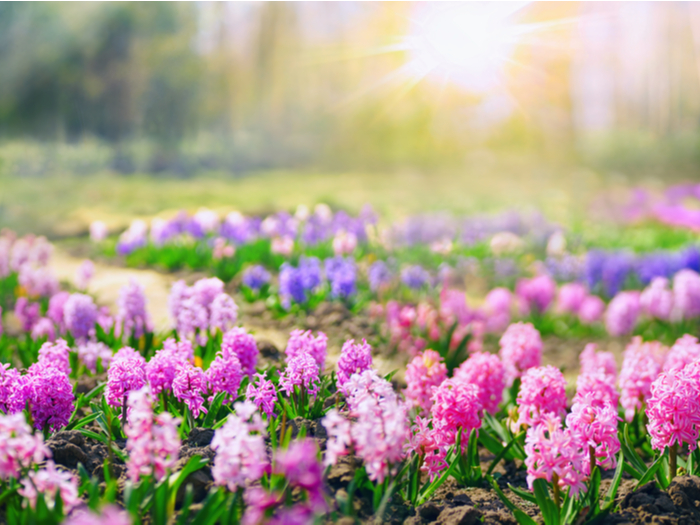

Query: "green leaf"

xmin=487 ymin=431 xmax=524 ymax=475
xmin=532 ymin=479 xmax=559 ymax=525
xmin=486 ymin=475 xmax=537 ymax=525
xmin=202 ymin=392 xmax=225 ymax=428
xmin=168 ymin=455 xmax=209 ymax=515
xmin=635 ymin=453 xmax=664 ymax=490
xmin=602 ymin=452 xmax=625 ymax=512
xmin=622 ymin=425 xmax=648 ymax=474
xmin=507 ymin=484 xmax=537 ymax=505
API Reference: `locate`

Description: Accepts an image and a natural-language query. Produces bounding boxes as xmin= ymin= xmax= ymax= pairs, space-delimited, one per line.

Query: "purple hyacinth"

xmin=245 ymin=372 xmax=277 ymax=418
xmin=173 ymin=363 xmax=208 ymax=418
xmin=63 ymin=293 xmax=98 ymax=341
xmin=221 ymin=327 xmax=259 ymax=377
xmin=285 ymin=329 xmax=328 ymax=372
xmin=26 ymin=364 xmax=74 ymax=432
xmin=401 ymin=265 xmax=430 ymax=290
xmin=115 ymin=279 xmax=153 ymax=341
xmin=324 ymin=256 xmax=357 ymax=299
xmin=368 ymin=260 xmax=393 ymax=291
xmin=106 ymin=349 xmax=147 ymax=409
xmin=37 ymin=339 xmax=71 ymax=376
xmin=278 ymin=257 xmax=322 ymax=308
xmin=209 ymin=293 xmax=238 ymax=334
xmin=207 ymin=353 xmax=243 ymax=405
xmin=47 ymin=292 xmax=70 ymax=333
xmin=242 ymin=265 xmax=271 ymax=290
xmin=337 ymin=339 xmax=373 ymax=387
xmin=279 ymin=352 xmax=321 ymax=399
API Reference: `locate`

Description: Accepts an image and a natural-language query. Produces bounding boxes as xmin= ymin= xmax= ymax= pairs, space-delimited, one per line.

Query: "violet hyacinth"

xmin=514 ymin=365 xmax=568 ymax=430
xmin=207 ymin=353 xmax=243 ymax=405
xmin=0 ymin=412 xmax=49 ymax=480
xmin=106 ymin=348 xmax=147 ymax=412
xmin=566 ymin=393 xmax=621 ymax=474
xmin=368 ymin=260 xmax=393 ymax=292
xmin=19 ymin=460 xmax=80 ymax=512
xmin=324 ymin=256 xmax=357 ymax=299
xmin=115 ymin=279 xmax=153 ymax=342
xmin=336 ymin=338 xmax=373 ymax=388
xmin=499 ymin=322 xmax=543 ymax=386
xmin=37 ymin=339 xmax=71 ymax=375
xmin=403 ymin=350 xmax=448 ymax=415
xmin=524 ymin=413 xmax=586 ymax=496
xmin=63 ymin=293 xmax=98 ymax=341
xmin=125 ymin=386 xmax=181 ymax=482
xmin=279 ymin=352 xmax=321 ymax=399
xmin=211 ymin=401 xmax=268 ymax=491
xmin=221 ymin=327 xmax=259 ymax=377
xmin=241 ymin=265 xmax=271 ymax=291
xmin=605 ymin=291 xmax=641 ymax=337
xmin=401 ymin=265 xmax=431 ymax=290
xmin=172 ymin=362 xmax=208 ymax=418
xmin=284 ymin=329 xmax=327 ymax=372
xmin=77 ymin=341 xmax=113 ymax=373
xmin=618 ymin=337 xmax=666 ymax=421
xmin=454 ymin=351 xmax=506 ymax=415
xmin=245 ymin=372 xmax=277 ymax=418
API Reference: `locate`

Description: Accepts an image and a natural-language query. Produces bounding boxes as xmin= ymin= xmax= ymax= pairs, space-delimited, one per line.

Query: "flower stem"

xmin=589 ymin=445 xmax=596 ymax=474
xmin=552 ymin=474 xmax=561 ymax=508
xmin=122 ymin=395 xmax=128 ymax=430
xmin=670 ymin=444 xmax=678 ymax=481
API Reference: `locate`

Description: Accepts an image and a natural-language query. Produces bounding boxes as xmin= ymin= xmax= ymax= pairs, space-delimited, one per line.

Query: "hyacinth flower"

xmin=278 ymin=352 xmax=322 ymax=418
xmin=513 ymin=365 xmax=568 ymax=431
xmin=63 ymin=293 xmax=99 ymax=342
xmin=221 ymin=327 xmax=259 ymax=377
xmin=336 ymin=338 xmax=373 ymax=389
xmin=403 ymin=350 xmax=447 ymax=416
xmin=0 ymin=412 xmax=49 ymax=480
xmin=663 ymin=334 xmax=700 ymax=372
xmin=64 ymin=505 xmax=132 ymax=525
xmin=566 ymin=393 xmax=621 ymax=475
xmin=19 ymin=460 xmax=80 ymax=513
xmin=246 ymin=372 xmax=277 ymax=418
xmin=499 ymin=322 xmax=543 ymax=387
xmin=115 ymin=279 xmax=153 ymax=343
xmin=172 ymin=362 xmax=208 ymax=421
xmin=516 ymin=274 xmax=556 ymax=316
xmin=454 ymin=352 xmax=506 ymax=415
xmin=106 ymin=348 xmax=147 ymax=426
xmin=605 ymin=291 xmax=641 ymax=337
xmin=207 ymin=352 xmax=243 ymax=406
xmin=77 ymin=340 xmax=113 ymax=374
xmin=284 ymin=329 xmax=327 ymax=372
xmin=24 ymin=362 xmax=75 ymax=434
xmin=618 ymin=337 xmax=666 ymax=422
xmin=646 ymin=363 xmax=700 ymax=481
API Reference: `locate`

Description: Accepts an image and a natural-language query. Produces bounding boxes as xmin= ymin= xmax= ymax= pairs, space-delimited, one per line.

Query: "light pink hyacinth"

xmin=19 ymin=460 xmax=80 ymax=512
xmin=618 ymin=337 xmax=666 ymax=421
xmin=557 ymin=283 xmax=588 ymax=315
xmin=515 ymin=365 xmax=568 ymax=430
xmin=285 ymin=329 xmax=328 ymax=372
xmin=0 ymin=412 xmax=49 ymax=480
xmin=673 ymin=269 xmax=700 ymax=320
xmin=640 ymin=277 xmax=674 ymax=321
xmin=566 ymin=393 xmax=621 ymax=474
xmin=125 ymin=386 xmax=181 ymax=482
xmin=64 ymin=505 xmax=133 ymax=525
xmin=499 ymin=322 xmax=543 ymax=386
xmin=578 ymin=295 xmax=606 ymax=324
xmin=663 ymin=334 xmax=700 ymax=372
xmin=605 ymin=291 xmax=641 ymax=337
xmin=403 ymin=350 xmax=448 ymax=415
xmin=646 ymin=365 xmax=700 ymax=453
xmin=279 ymin=352 xmax=321 ymax=399
xmin=245 ymin=372 xmax=277 ymax=418
xmin=211 ymin=401 xmax=268 ymax=491
xmin=454 ymin=351 xmax=506 ymax=415
xmin=524 ymin=414 xmax=586 ymax=496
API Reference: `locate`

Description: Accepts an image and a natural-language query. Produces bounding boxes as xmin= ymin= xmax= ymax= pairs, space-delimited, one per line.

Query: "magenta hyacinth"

xmin=403 ymin=350 xmax=448 ymax=415
xmin=279 ymin=352 xmax=321 ymax=399
xmin=454 ymin=351 xmax=506 ymax=415
xmin=605 ymin=291 xmax=641 ymax=337
xmin=146 ymin=342 xmax=190 ymax=396
xmin=37 ymin=339 xmax=71 ymax=375
xmin=285 ymin=329 xmax=328 ymax=372
xmin=106 ymin=348 xmax=147 ymax=409
xmin=245 ymin=372 xmax=277 ymax=418
xmin=431 ymin=378 xmax=483 ymax=452
xmin=515 ymin=365 xmax=568 ymax=430
xmin=336 ymin=338 xmax=373 ymax=388
xmin=115 ymin=279 xmax=153 ymax=341
xmin=646 ymin=365 xmax=700 ymax=453
xmin=524 ymin=414 xmax=586 ymax=496
xmin=26 ymin=364 xmax=74 ymax=432
xmin=211 ymin=401 xmax=268 ymax=491
xmin=566 ymin=393 xmax=621 ymax=474
xmin=207 ymin=353 xmax=243 ymax=405
xmin=499 ymin=322 xmax=543 ymax=386
xmin=574 ymin=371 xmax=619 ymax=409
xmin=125 ymin=386 xmax=181 ymax=482
xmin=664 ymin=334 xmax=700 ymax=372
xmin=172 ymin=362 xmax=208 ymax=418
xmin=516 ymin=274 xmax=556 ymax=315
xmin=221 ymin=327 xmax=259 ymax=377
xmin=640 ymin=277 xmax=674 ymax=321
xmin=274 ymin=438 xmax=326 ymax=511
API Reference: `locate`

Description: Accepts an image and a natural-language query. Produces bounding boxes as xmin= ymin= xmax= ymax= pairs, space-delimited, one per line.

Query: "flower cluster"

xmin=404 ymin=350 xmax=448 ymax=415
xmin=284 ymin=329 xmax=327 ymax=371
xmin=618 ymin=337 xmax=666 ymax=421
xmin=454 ymin=351 xmax=506 ymax=415
xmin=221 ymin=327 xmax=259 ymax=377
xmin=106 ymin=347 xmax=147 ymax=409
xmin=245 ymin=372 xmax=277 ymax=418
xmin=279 ymin=352 xmax=321 ymax=399
xmin=115 ymin=279 xmax=153 ymax=341
xmin=514 ymin=366 xmax=568 ymax=430
xmin=499 ymin=322 xmax=543 ymax=385
xmin=336 ymin=338 xmax=373 ymax=388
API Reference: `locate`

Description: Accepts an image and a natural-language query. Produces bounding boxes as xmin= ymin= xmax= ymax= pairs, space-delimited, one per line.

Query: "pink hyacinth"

xmin=646 ymin=365 xmax=700 ymax=453
xmin=664 ymin=334 xmax=700 ymax=372
xmin=74 ymin=259 xmax=94 ymax=292
xmin=209 ymin=292 xmax=239 ymax=334
xmin=245 ymin=372 xmax=277 ymax=418
xmin=207 ymin=353 xmax=243 ymax=405
xmin=578 ymin=295 xmax=606 ymax=324
xmin=0 ymin=364 xmax=21 ymax=414
xmin=579 ymin=343 xmax=617 ymax=378
xmin=574 ymin=371 xmax=619 ymax=409
xmin=557 ymin=283 xmax=588 ymax=315
xmin=515 ymin=365 xmax=568 ymax=430
xmin=125 ymin=386 xmax=181 ymax=482
xmin=431 ymin=378 xmax=482 ymax=452
xmin=405 ymin=416 xmax=448 ymax=480
xmin=63 ymin=293 xmax=98 ymax=341
xmin=26 ymin=364 xmax=74 ymax=432
xmin=483 ymin=287 xmax=512 ymax=333
xmin=172 ymin=362 xmax=208 ymax=418
xmin=211 ymin=401 xmax=268 ymax=491
xmin=279 ymin=352 xmax=321 ymax=399
xmin=19 ymin=460 xmax=80 ymax=512
xmin=524 ymin=414 xmax=586 ymax=496
xmin=605 ymin=291 xmax=641 ymax=337
xmin=274 ymin=439 xmax=326 ymax=511
xmin=673 ymin=269 xmax=700 ymax=320
xmin=31 ymin=318 xmax=55 ymax=341
xmin=640 ymin=277 xmax=674 ymax=321
xmin=37 ymin=339 xmax=71 ymax=375
xmin=115 ymin=279 xmax=153 ymax=342
xmin=146 ymin=342 xmax=190 ymax=396
xmin=336 ymin=338 xmax=373 ymax=387
xmin=106 ymin=349 xmax=147 ymax=409
xmin=454 ymin=351 xmax=506 ymax=415
xmin=619 ymin=337 xmax=666 ymax=422
xmin=321 ymin=409 xmax=352 ymax=466
xmin=0 ymin=412 xmax=49 ymax=480
xmin=403 ymin=350 xmax=448 ymax=415
xmin=221 ymin=327 xmax=259 ymax=377
xmin=336 ymin=370 xmax=408 ymax=482
xmin=566 ymin=393 xmax=621 ymax=474
xmin=64 ymin=505 xmax=132 ymax=525
xmin=285 ymin=329 xmax=328 ymax=372
xmin=499 ymin=322 xmax=543 ymax=386
xmin=516 ymin=274 xmax=556 ymax=315
xmin=77 ymin=341 xmax=113 ymax=373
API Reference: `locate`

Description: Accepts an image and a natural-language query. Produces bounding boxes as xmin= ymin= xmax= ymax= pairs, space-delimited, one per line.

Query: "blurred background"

xmin=2 ymin=1 xmax=700 ymax=235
